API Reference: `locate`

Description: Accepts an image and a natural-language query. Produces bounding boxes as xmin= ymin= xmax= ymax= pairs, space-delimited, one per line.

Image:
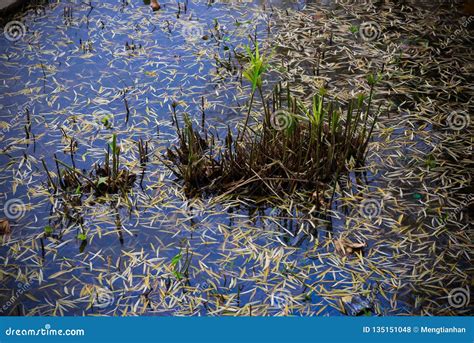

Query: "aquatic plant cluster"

xmin=167 ymin=66 xmax=381 ymax=207
xmin=43 ymin=134 xmax=136 ymax=196
xmin=0 ymin=0 xmax=472 ymax=317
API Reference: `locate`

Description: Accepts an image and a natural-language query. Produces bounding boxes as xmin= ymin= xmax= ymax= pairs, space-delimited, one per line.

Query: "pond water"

xmin=0 ymin=0 xmax=472 ymax=316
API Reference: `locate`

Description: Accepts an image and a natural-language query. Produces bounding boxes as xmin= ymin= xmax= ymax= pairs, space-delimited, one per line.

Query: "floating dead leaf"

xmin=0 ymin=218 xmax=11 ymax=235
xmin=335 ymin=238 xmax=366 ymax=256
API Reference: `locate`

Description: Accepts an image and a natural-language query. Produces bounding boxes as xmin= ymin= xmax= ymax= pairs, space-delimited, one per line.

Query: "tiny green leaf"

xmin=349 ymin=25 xmax=359 ymax=33
xmin=171 ymin=252 xmax=182 ymax=267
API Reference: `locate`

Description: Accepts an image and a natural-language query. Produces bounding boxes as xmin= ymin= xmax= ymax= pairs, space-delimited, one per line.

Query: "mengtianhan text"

xmin=421 ymin=326 xmax=466 ymax=335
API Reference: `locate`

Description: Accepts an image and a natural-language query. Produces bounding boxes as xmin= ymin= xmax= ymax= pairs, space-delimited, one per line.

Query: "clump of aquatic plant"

xmin=166 ymin=74 xmax=382 ymax=207
xmin=93 ymin=133 xmax=136 ymax=195
xmin=44 ymin=134 xmax=136 ymax=197
xmin=166 ymin=114 xmax=210 ymax=190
